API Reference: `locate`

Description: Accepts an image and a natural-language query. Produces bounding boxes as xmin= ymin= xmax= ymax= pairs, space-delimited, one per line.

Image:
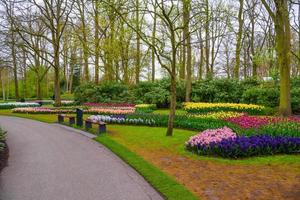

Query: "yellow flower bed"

xmin=135 ymin=104 xmax=156 ymax=108
xmin=183 ymin=102 xmax=265 ymax=115
xmin=193 ymin=111 xmax=244 ymax=119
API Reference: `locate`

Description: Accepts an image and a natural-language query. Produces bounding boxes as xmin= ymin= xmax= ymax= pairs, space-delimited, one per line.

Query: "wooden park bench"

xmin=57 ymin=114 xmax=75 ymax=125
xmin=85 ymin=119 xmax=106 ymax=134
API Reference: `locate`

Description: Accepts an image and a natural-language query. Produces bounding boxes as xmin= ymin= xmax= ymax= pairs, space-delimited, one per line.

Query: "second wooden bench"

xmin=85 ymin=119 xmax=106 ymax=134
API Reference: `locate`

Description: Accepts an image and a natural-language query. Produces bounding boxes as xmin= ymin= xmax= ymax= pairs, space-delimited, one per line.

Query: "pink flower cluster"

xmin=12 ymin=107 xmax=74 ymax=114
xmin=84 ymin=102 xmax=135 ymax=108
xmin=87 ymin=107 xmax=135 ymax=115
xmin=225 ymin=115 xmax=300 ymax=129
xmin=186 ymin=127 xmax=237 ymax=147
xmin=225 ymin=116 xmax=270 ymax=129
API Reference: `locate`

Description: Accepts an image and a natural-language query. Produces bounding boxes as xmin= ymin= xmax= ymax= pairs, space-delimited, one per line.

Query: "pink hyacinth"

xmin=88 ymin=107 xmax=135 ymax=114
xmin=186 ymin=127 xmax=237 ymax=147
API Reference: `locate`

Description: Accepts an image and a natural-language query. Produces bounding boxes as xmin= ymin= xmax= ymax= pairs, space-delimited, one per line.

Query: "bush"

xmin=291 ymin=88 xmax=300 ymax=114
xmin=74 ymin=82 xmax=130 ymax=103
xmin=61 ymin=92 xmax=74 ymax=100
xmin=242 ymin=87 xmax=279 ymax=107
xmin=131 ymin=79 xmax=185 ymax=108
xmin=191 ymin=79 xmax=249 ymax=103
xmin=73 ymin=78 xmax=299 ymax=112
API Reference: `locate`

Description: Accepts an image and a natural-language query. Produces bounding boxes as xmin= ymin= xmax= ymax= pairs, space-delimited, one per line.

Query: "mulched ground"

xmin=136 ymin=149 xmax=300 ymax=200
xmin=0 ymin=142 xmax=9 ymax=173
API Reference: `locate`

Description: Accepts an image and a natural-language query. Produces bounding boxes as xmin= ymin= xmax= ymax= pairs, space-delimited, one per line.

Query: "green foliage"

xmin=191 ymin=79 xmax=260 ymax=103
xmin=242 ymin=87 xmax=279 ymax=107
xmin=61 ymin=92 xmax=74 ymax=100
xmin=131 ymin=79 xmax=185 ymax=108
xmin=291 ymin=87 xmax=300 ymax=114
xmin=124 ymin=114 xmax=238 ymax=132
xmin=74 ymin=82 xmax=131 ymax=104
xmin=73 ymin=78 xmax=299 ymax=113
xmin=0 ymin=128 xmax=6 ymax=153
xmin=242 ymin=122 xmax=300 ymax=138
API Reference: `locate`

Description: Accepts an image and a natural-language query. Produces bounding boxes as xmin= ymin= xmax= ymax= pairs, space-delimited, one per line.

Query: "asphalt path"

xmin=0 ymin=116 xmax=163 ymax=200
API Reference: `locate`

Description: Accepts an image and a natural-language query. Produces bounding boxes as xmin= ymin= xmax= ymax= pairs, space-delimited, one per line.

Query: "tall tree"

xmin=234 ymin=0 xmax=244 ymax=79
xmin=183 ymin=0 xmax=192 ymax=102
xmin=261 ymin=0 xmax=292 ymax=116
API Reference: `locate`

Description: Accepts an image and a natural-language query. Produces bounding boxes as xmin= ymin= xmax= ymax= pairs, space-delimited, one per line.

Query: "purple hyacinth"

xmin=186 ymin=134 xmax=300 ymax=158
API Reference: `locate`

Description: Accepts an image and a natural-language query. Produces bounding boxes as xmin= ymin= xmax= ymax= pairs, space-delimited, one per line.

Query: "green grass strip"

xmin=95 ymin=135 xmax=198 ymax=200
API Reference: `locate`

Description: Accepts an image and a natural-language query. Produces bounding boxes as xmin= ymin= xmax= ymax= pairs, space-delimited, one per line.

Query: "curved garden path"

xmin=0 ymin=116 xmax=163 ymax=200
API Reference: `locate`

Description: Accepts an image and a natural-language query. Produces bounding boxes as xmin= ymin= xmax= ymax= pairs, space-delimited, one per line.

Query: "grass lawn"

xmin=106 ymin=125 xmax=300 ymax=165
xmin=1 ymin=109 xmax=299 ymax=199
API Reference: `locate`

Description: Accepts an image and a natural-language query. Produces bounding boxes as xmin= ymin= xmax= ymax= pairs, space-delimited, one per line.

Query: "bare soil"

xmin=135 ymin=148 xmax=300 ymax=200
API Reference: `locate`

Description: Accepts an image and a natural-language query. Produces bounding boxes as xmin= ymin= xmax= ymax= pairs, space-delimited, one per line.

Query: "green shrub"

xmin=242 ymin=87 xmax=279 ymax=107
xmin=0 ymin=128 xmax=6 ymax=153
xmin=61 ymin=92 xmax=74 ymax=100
xmin=74 ymin=82 xmax=130 ymax=103
xmin=73 ymin=78 xmax=299 ymax=113
xmin=291 ymin=88 xmax=300 ymax=114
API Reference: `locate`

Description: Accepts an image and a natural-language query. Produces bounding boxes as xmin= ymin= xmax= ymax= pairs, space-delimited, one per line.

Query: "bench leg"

xmin=98 ymin=124 xmax=106 ymax=134
xmin=69 ymin=118 xmax=75 ymax=125
xmin=58 ymin=115 xmax=64 ymax=123
xmin=85 ymin=121 xmax=92 ymax=130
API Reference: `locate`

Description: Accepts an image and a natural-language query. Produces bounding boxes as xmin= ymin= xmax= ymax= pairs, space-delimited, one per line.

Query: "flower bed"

xmin=12 ymin=107 xmax=75 ymax=114
xmin=243 ymin=122 xmax=300 ymax=138
xmin=31 ymin=100 xmax=54 ymax=105
xmin=135 ymin=104 xmax=156 ymax=113
xmin=186 ymin=127 xmax=300 ymax=158
xmin=183 ymin=102 xmax=266 ymax=115
xmin=56 ymin=100 xmax=77 ymax=107
xmin=12 ymin=107 xmax=135 ymax=115
xmin=185 ymin=127 xmax=236 ymax=146
xmin=83 ymin=102 xmax=135 ymax=108
xmin=88 ymin=114 xmax=236 ymax=132
xmin=193 ymin=111 xmax=244 ymax=119
xmin=225 ymin=115 xmax=300 ymax=129
xmin=0 ymin=102 xmax=40 ymax=109
xmin=88 ymin=107 xmax=135 ymax=115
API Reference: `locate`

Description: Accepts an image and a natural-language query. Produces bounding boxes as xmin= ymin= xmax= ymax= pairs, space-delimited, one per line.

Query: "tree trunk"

xmin=36 ymin=79 xmax=42 ymax=100
xmin=94 ymin=2 xmax=100 ymax=84
xmin=151 ymin=6 xmax=157 ymax=82
xmin=199 ymin=28 xmax=204 ymax=80
xmin=0 ymin=70 xmax=5 ymax=101
xmin=166 ymin=31 xmax=177 ymax=137
xmin=250 ymin=4 xmax=257 ymax=78
xmin=204 ymin=0 xmax=211 ymax=79
xmin=234 ymin=0 xmax=244 ymax=79
xmin=183 ymin=0 xmax=192 ymax=102
xmin=135 ymin=0 xmax=141 ymax=84
xmin=275 ymin=0 xmax=292 ymax=116
xmin=11 ymin=36 xmax=19 ymax=101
